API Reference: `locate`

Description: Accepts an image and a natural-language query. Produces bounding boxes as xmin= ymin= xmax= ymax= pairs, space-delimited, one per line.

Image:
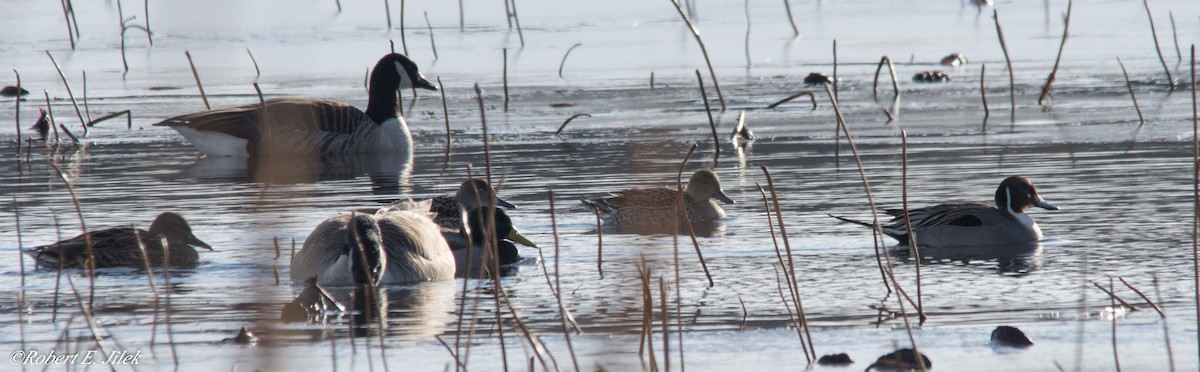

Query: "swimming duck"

xmin=831 ymin=176 xmax=1059 ymax=246
xmin=290 ymin=199 xmax=456 ymax=286
xmin=912 ymin=71 xmax=951 ymax=83
xmin=25 ymin=212 xmax=211 ymax=269
xmin=155 ymin=53 xmax=436 ymax=157
xmin=428 ymin=178 xmax=517 ymax=231
xmin=582 ymin=169 xmax=735 ymax=226
xmin=449 ymin=206 xmax=538 ymax=275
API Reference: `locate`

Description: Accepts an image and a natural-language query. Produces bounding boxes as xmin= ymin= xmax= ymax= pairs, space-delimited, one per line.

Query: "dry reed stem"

xmin=1110 ymin=278 xmax=1122 ymax=372
xmin=424 ymin=12 xmax=438 ymax=59
xmin=1117 ymin=57 xmax=1146 ymax=126
xmin=744 ymin=0 xmax=752 ymax=68
xmin=118 ymin=0 xmax=129 ymax=72
xmin=509 ymin=0 xmax=526 ymax=47
xmin=48 ymin=162 xmax=96 ymax=307
xmin=660 ymin=276 xmax=670 ymax=372
xmin=637 ymin=260 xmax=656 ymax=369
xmin=899 ymin=130 xmax=926 ymax=323
xmin=674 ymin=144 xmax=715 ymax=287
xmin=766 ymin=91 xmax=817 ymax=109
xmin=185 ymin=51 xmax=211 ymax=110
xmin=1142 ymin=0 xmax=1176 ymax=88
xmin=45 ymin=51 xmax=88 ymax=136
xmin=82 ymin=71 xmax=90 ymax=123
xmin=89 ymin=110 xmax=133 ymax=128
xmin=761 ymin=168 xmax=816 ymax=362
xmin=1190 ymin=45 xmax=1199 ymax=360
xmin=50 ymin=211 xmax=64 ymax=322
xmin=59 ymin=0 xmax=75 ymax=49
xmin=144 ymin=0 xmax=152 ymax=45
xmin=992 ymin=10 xmax=1016 ymax=123
xmin=737 ymin=295 xmax=748 ymax=331
xmin=872 ymin=56 xmax=900 ymax=101
xmin=1117 ymin=277 xmax=1164 ymax=317
xmin=458 ymin=0 xmax=464 ymax=30
xmin=833 ymin=40 xmax=839 ymax=101
xmin=1152 ymin=275 xmax=1177 ymax=372
xmin=1169 ymin=12 xmax=1180 ymax=62
xmin=382 ymin=0 xmax=391 ymax=29
xmin=58 ymin=124 xmax=79 ymax=144
xmin=695 ymin=70 xmax=722 ymax=164
xmin=594 ymin=208 xmax=604 ymax=277
xmin=399 ymin=0 xmax=409 ymax=55
xmin=781 ymin=0 xmax=799 ymax=37
xmin=981 ymin=64 xmax=990 ymax=131
xmin=45 ymin=90 xmax=60 ymax=142
xmin=554 ymin=113 xmax=591 ymax=135
xmin=503 ymin=0 xmax=512 ymax=28
xmin=758 ymin=185 xmax=811 ymax=361
xmin=246 ymin=47 xmax=261 ymax=78
xmin=503 ymin=49 xmax=509 ymax=113
xmin=546 ymin=190 xmax=582 ymax=371
xmin=1038 ymin=0 xmax=1072 ymax=106
xmin=1092 ymin=282 xmax=1140 ymax=311
xmin=66 ymin=276 xmax=114 ymax=359
xmin=669 ymin=0 xmax=726 ymax=111
xmin=13 ymin=197 xmax=26 ymax=316
xmin=131 ymin=227 xmax=161 ymax=349
xmin=436 ymin=77 xmax=451 ymax=159
xmin=14 ymin=70 xmax=20 ymax=147
xmin=651 ymin=72 xmax=655 ymax=91
xmin=161 ymin=236 xmax=180 ymax=369
xmin=558 ymin=43 xmax=582 ymax=78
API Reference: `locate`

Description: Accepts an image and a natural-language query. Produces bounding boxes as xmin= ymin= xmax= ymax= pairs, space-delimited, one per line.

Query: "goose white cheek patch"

xmin=395 ymin=61 xmax=411 ymax=87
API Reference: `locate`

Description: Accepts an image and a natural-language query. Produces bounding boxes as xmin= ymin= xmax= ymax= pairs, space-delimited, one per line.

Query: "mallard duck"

xmin=290 ymin=200 xmax=455 ymax=286
xmin=25 ymin=212 xmax=211 ymax=269
xmin=155 ymin=53 xmax=436 ymax=157
xmin=428 ymin=178 xmax=516 ymax=231
xmin=831 ymin=176 xmax=1059 ymax=246
xmin=582 ymin=169 xmax=735 ymax=226
xmin=449 ymin=206 xmax=538 ymax=275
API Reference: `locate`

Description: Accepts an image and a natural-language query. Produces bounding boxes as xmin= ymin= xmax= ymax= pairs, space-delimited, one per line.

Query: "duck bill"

xmin=413 ymin=75 xmax=438 ymax=91
xmin=715 ymin=190 xmax=736 ymax=205
xmin=1035 ymin=199 xmax=1060 ymax=211
xmin=506 ymin=229 xmax=538 ymax=248
xmin=496 ymin=196 xmax=517 ymax=209
xmin=190 ymin=235 xmax=214 ymax=250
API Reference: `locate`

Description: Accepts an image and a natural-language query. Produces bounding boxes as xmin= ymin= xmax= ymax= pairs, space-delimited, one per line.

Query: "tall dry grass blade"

xmin=669 ymin=0 xmax=725 ymax=110
xmin=1038 ymin=0 xmax=1072 ymax=106
xmin=758 ymin=185 xmax=810 ymax=361
xmin=761 ymin=167 xmax=815 ymax=362
xmin=1110 ymin=277 xmax=1122 ymax=372
xmin=872 ymin=56 xmax=900 ymax=101
xmin=45 ymin=51 xmax=88 ymax=136
xmin=981 ymin=64 xmax=990 ymax=132
xmin=437 ymin=77 xmax=451 ymax=158
xmin=766 ymin=91 xmax=817 ymax=109
xmin=781 ymin=0 xmax=799 ymax=37
xmin=637 ymin=259 xmax=658 ymax=370
xmin=674 ymin=144 xmax=714 ymax=287
xmin=1117 ymin=57 xmax=1146 ymax=126
xmin=559 ymin=43 xmax=582 ymax=78
xmin=185 ymin=51 xmax=211 ymax=110
xmin=992 ymin=10 xmax=1016 ymax=123
xmin=554 ymin=113 xmax=591 ymax=135
xmin=695 ymin=70 xmax=721 ymax=164
xmin=899 ymin=130 xmax=926 ymax=323
xmin=425 ymin=12 xmax=438 ymax=60
xmin=1141 ymin=0 xmax=1176 ymax=88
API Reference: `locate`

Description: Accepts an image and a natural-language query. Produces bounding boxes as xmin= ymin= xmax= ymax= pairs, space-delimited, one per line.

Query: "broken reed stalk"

xmin=1110 ymin=278 xmax=1122 ymax=372
xmin=594 ymin=209 xmax=604 ymax=277
xmin=1152 ymin=275 xmax=1178 ymax=372
xmin=1117 ymin=277 xmax=1163 ymax=318
xmin=131 ymin=228 xmax=161 ymax=348
xmin=696 ymin=69 xmax=721 ymax=164
xmin=503 ymin=49 xmax=509 ymax=112
xmin=1116 ymin=57 xmax=1146 ymax=126
xmin=766 ymin=91 xmax=817 ymax=110
xmin=1038 ymin=0 xmax=1072 ymax=106
xmin=144 ymin=0 xmax=152 ymax=45
xmin=992 ymin=10 xmax=1016 ymax=122
xmin=1169 ymin=12 xmax=1181 ymax=62
xmin=50 ymin=212 xmax=64 ymax=322
xmin=399 ymin=0 xmax=408 ymax=55
xmin=13 ymin=197 xmax=25 ymax=316
xmin=674 ymin=143 xmax=715 ymax=287
xmin=637 ymin=260 xmax=658 ymax=371
xmin=382 ymin=0 xmax=392 ymax=29
xmin=253 ymin=82 xmax=265 ymax=107
xmin=744 ymin=0 xmax=752 ymax=68
xmin=660 ymin=277 xmax=670 ymax=372
xmin=1191 ymin=45 xmax=1199 ymax=360
xmin=458 ymin=0 xmax=464 ymax=30
xmin=45 ymin=51 xmax=88 ymax=136
xmin=899 ymin=130 xmax=926 ymax=323
xmin=872 ymin=56 xmax=900 ymax=101
xmin=45 ymin=90 xmax=60 ymax=143
xmin=737 ymin=295 xmax=748 ymax=330
xmin=424 ymin=12 xmax=438 ymax=59
xmin=761 ymin=167 xmax=816 ymax=361
xmin=650 ymin=72 xmax=655 ymax=91
xmin=558 ymin=43 xmax=582 ymax=78
xmin=554 ymin=113 xmax=591 ymax=135
xmin=14 ymin=70 xmax=20 ymax=147
xmin=1093 ymin=282 xmax=1140 ymax=311
xmin=161 ymin=237 xmax=181 ymax=369
xmin=59 ymin=0 xmax=75 ymax=49
xmin=981 ymin=64 xmax=990 ymax=131
xmin=48 ymin=162 xmax=96 ymax=308
xmin=771 ymin=264 xmax=804 ymax=347
xmin=246 ymin=47 xmax=261 ymax=78
xmin=543 ymin=189 xmax=581 ymax=371
xmin=1142 ymin=0 xmax=1176 ymax=88
xmin=782 ymin=0 xmax=799 ymax=37
xmin=833 ymin=39 xmax=839 ymax=101
xmin=185 ymin=51 xmax=211 ymax=110
xmin=669 ymin=0 xmax=726 ymax=110
xmin=437 ymin=77 xmax=451 ymax=158
xmin=58 ymin=124 xmax=79 ymax=144
xmin=511 ymin=0 xmax=526 ymax=47
xmin=66 ymin=276 xmax=114 ymax=359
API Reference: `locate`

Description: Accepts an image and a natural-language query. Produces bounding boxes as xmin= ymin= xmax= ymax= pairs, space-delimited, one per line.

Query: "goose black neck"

xmin=364 ymin=73 xmax=401 ymax=125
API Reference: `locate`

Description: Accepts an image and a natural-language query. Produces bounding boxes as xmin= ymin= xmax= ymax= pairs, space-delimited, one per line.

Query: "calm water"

xmin=2 ymin=0 xmax=1200 ymax=371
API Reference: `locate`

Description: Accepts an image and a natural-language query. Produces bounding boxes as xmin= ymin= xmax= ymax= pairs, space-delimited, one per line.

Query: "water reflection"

xmin=595 ymin=220 xmax=728 ymax=238
xmin=183 ymin=153 xmax=413 ymax=196
xmin=890 ymin=241 xmax=1043 ymax=276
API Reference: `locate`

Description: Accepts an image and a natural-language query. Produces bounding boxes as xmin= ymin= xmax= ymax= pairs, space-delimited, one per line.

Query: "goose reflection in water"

xmin=889 ymin=241 xmax=1043 ymax=276
xmin=182 ymin=152 xmax=414 ymax=196
xmin=286 ymin=281 xmax=456 ymax=340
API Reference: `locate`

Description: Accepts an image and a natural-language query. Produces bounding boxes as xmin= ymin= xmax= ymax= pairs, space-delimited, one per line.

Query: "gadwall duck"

xmin=582 ymin=169 xmax=735 ymax=226
xmin=832 ymin=176 xmax=1059 ymax=246
xmin=290 ymin=199 xmax=455 ymax=286
xmin=25 ymin=212 xmax=211 ymax=269
xmin=156 ymin=53 xmax=436 ymax=157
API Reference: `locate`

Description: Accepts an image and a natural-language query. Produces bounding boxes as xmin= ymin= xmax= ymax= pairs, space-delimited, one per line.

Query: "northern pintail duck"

xmin=582 ymin=169 xmax=735 ymax=226
xmin=449 ymin=206 xmax=538 ymax=275
xmin=290 ymin=199 xmax=456 ymax=286
xmin=25 ymin=212 xmax=211 ymax=269
xmin=429 ymin=178 xmax=517 ymax=231
xmin=832 ymin=176 xmax=1059 ymax=246
xmin=155 ymin=53 xmax=436 ymax=157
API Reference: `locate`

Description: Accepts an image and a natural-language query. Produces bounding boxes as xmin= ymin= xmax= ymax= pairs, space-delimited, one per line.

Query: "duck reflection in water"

xmin=889 ymin=241 xmax=1043 ymax=276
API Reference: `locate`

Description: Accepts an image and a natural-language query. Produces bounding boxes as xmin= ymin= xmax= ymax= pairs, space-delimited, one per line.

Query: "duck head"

xmin=686 ymin=169 xmax=735 ymax=204
xmin=148 ymin=212 xmax=212 ymax=250
xmin=456 ymin=178 xmax=517 ymax=210
xmin=995 ymin=176 xmax=1059 ymax=214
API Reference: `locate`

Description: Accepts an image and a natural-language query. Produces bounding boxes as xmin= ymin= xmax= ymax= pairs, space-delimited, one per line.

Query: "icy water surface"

xmin=2 ymin=0 xmax=1200 ymax=371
